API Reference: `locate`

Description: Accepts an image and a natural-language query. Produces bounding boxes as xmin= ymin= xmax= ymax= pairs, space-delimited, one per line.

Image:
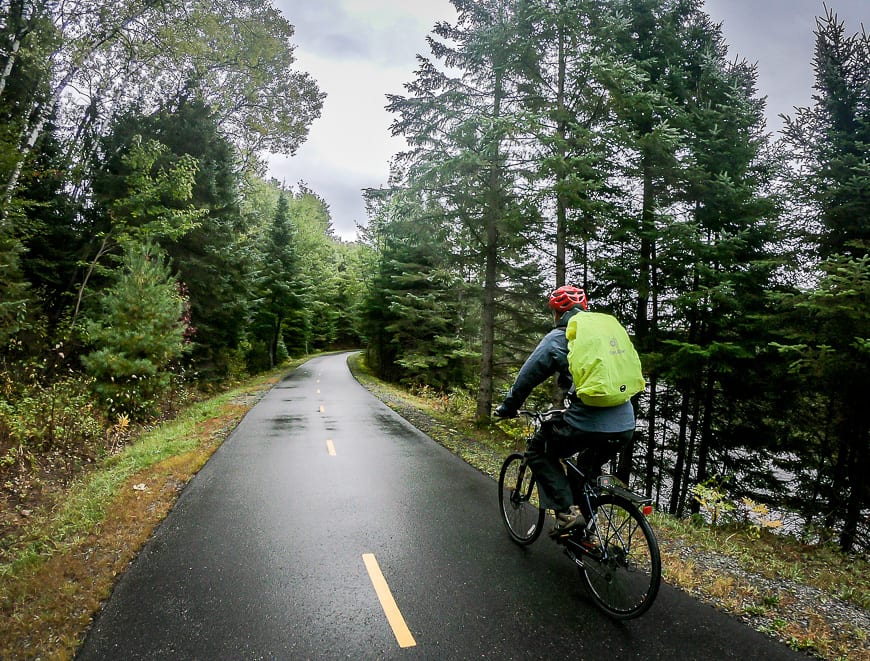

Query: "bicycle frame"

xmin=499 ymin=410 xmax=662 ymax=619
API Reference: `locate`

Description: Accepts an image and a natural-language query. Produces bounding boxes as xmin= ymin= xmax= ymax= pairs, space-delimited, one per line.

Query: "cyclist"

xmin=494 ymin=285 xmax=636 ymax=533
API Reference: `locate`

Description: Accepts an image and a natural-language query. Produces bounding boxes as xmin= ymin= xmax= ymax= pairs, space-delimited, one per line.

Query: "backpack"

xmin=566 ymin=311 xmax=645 ymax=407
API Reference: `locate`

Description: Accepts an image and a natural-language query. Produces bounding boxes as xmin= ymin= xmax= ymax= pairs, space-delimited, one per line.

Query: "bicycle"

xmin=497 ymin=410 xmax=662 ymax=619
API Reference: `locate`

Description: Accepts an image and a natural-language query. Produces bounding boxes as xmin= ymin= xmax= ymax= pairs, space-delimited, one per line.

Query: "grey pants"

xmin=525 ymin=413 xmax=634 ymax=512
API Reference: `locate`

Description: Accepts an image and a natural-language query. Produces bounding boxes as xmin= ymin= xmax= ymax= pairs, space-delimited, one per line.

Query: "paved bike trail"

xmin=77 ymin=352 xmax=810 ymax=660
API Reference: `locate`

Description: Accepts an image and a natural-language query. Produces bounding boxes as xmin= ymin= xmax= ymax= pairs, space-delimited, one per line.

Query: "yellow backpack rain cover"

xmin=566 ymin=312 xmax=646 ymax=407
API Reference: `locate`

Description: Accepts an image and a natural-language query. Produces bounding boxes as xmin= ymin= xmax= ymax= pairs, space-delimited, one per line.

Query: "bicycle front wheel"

xmin=498 ymin=453 xmax=545 ymax=545
xmin=580 ymin=494 xmax=661 ymax=619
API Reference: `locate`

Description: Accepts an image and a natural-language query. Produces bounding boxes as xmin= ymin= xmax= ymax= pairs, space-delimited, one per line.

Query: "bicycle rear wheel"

xmin=498 ymin=453 xmax=545 ymax=545
xmin=579 ymin=494 xmax=661 ymax=619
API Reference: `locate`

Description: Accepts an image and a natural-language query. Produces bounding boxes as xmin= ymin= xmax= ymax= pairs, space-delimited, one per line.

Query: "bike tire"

xmin=498 ymin=453 xmax=545 ymax=545
xmin=578 ymin=494 xmax=661 ymax=619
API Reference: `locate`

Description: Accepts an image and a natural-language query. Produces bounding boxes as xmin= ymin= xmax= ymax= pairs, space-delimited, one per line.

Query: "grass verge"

xmin=0 ymin=363 xmax=297 ymax=660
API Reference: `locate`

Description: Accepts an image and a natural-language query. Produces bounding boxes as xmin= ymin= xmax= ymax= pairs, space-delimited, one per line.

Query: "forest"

xmin=1 ymin=0 xmax=867 ymax=555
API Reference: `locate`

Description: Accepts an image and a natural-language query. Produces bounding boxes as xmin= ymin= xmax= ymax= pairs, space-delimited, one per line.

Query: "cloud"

xmin=280 ymin=0 xmax=449 ymax=65
xmin=271 ymin=1 xmax=456 ymax=238
xmin=704 ymin=0 xmax=866 ymax=130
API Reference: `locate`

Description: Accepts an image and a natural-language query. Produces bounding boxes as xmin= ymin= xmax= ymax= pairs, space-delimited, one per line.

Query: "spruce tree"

xmin=250 ymin=193 xmax=301 ymax=369
xmin=388 ymin=0 xmax=532 ymax=420
xmin=96 ymin=100 xmax=252 ymax=378
xmin=361 ymin=189 xmax=472 ymax=389
xmin=777 ymin=9 xmax=870 ymax=552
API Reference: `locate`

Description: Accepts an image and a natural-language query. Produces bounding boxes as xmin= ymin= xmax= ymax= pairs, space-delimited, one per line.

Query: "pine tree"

xmin=80 ymin=242 xmax=188 ymax=420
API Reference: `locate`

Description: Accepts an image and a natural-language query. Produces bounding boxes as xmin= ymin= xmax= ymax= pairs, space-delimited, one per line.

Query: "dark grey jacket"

xmin=496 ymin=308 xmax=635 ymax=433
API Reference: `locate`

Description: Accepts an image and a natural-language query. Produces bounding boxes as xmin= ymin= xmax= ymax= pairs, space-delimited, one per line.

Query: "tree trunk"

xmin=644 ymin=229 xmax=660 ymax=497
xmin=475 ymin=67 xmax=504 ymax=423
xmin=2 ymin=0 xmax=165 ymax=214
xmin=635 ymin=155 xmax=653 ymax=340
xmin=838 ymin=419 xmax=868 ymax=552
xmin=644 ymin=374 xmax=658 ymax=498
xmin=690 ymin=370 xmax=716 ymax=515
xmin=269 ymin=314 xmax=283 ymax=370
xmin=554 ymin=23 xmax=566 ymax=288
xmin=0 ymin=0 xmax=25 ymax=101
xmin=677 ymin=394 xmax=701 ymax=518
xmin=669 ymin=390 xmax=691 ymax=515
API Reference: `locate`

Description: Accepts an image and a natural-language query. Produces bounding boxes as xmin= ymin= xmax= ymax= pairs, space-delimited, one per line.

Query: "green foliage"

xmin=0 ymin=222 xmax=30 ymax=346
xmin=771 ymin=254 xmax=870 ymax=551
xmin=361 ymin=192 xmax=475 ymax=390
xmin=771 ymin=9 xmax=870 ymax=552
xmin=283 ymin=185 xmax=366 ymax=354
xmin=80 ymin=243 xmax=189 ymax=420
xmin=0 ymin=365 xmax=103 ymax=465
xmin=149 ymin=0 xmax=326 ymax=161
xmin=781 ymin=8 xmax=870 ymax=261
xmin=248 ymin=193 xmax=302 ymax=369
xmin=98 ymin=101 xmax=251 ymax=378
xmin=109 ymin=138 xmax=204 ymax=245
xmin=1 ymin=0 xmax=868 ymax=558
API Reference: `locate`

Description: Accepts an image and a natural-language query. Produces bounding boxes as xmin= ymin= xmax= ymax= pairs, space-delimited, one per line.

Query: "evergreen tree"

xmin=80 ymin=242 xmax=188 ymax=420
xmin=777 ymin=10 xmax=870 ymax=552
xmin=17 ymin=126 xmax=83 ymax=333
xmin=361 ymin=189 xmax=473 ymax=389
xmin=771 ymin=254 xmax=870 ymax=552
xmin=388 ymin=0 xmax=532 ymax=420
xmin=512 ymin=0 xmax=626 ymax=288
xmin=286 ymin=185 xmax=336 ymax=353
xmin=782 ymin=8 xmax=869 ymax=261
xmin=95 ymin=100 xmax=251 ymax=378
xmin=589 ymin=1 xmax=778 ymax=507
xmin=250 ymin=193 xmax=301 ymax=369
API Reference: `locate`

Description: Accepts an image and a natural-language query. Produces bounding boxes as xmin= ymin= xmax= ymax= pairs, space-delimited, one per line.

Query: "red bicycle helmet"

xmin=548 ymin=285 xmax=588 ymax=313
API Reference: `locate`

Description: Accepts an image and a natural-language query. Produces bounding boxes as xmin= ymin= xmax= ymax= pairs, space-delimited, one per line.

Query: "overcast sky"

xmin=269 ymin=0 xmax=866 ymax=240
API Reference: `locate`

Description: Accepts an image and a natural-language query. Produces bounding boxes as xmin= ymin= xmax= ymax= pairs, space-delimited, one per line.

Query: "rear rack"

xmin=597 ymin=474 xmax=652 ymax=505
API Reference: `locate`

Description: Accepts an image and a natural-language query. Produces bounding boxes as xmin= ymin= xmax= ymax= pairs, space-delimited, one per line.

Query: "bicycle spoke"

xmin=580 ymin=495 xmax=661 ymax=619
xmin=498 ymin=454 xmax=545 ymax=545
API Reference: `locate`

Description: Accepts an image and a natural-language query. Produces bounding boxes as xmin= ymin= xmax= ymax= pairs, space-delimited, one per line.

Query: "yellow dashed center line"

xmin=362 ymin=554 xmax=416 ymax=648
xmin=326 ymin=440 xmax=336 ymax=456
xmin=319 ymin=405 xmax=325 ymax=413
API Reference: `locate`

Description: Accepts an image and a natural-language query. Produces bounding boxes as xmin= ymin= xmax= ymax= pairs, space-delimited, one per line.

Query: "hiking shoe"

xmin=554 ymin=505 xmax=586 ymax=532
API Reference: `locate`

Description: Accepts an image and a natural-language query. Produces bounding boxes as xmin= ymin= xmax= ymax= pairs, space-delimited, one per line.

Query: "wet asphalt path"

xmin=77 ymin=352 xmax=809 ymax=660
